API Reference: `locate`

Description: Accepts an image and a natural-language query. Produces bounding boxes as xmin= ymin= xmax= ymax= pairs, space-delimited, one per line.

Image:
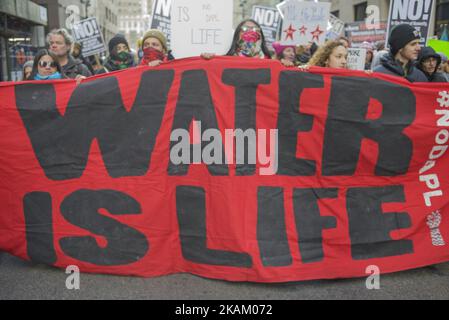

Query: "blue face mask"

xmin=34 ymin=72 xmax=62 ymax=80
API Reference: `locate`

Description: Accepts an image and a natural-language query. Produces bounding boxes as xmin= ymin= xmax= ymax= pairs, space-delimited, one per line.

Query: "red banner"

xmin=1 ymin=56 xmax=449 ymax=282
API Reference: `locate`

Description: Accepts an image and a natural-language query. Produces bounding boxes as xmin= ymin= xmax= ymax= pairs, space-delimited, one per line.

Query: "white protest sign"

xmin=328 ymin=13 xmax=345 ymax=35
xmin=171 ymin=0 xmax=233 ymax=58
xmin=280 ymin=0 xmax=331 ymax=46
xmin=72 ymin=18 xmax=106 ymax=57
xmin=347 ymin=48 xmax=367 ymax=71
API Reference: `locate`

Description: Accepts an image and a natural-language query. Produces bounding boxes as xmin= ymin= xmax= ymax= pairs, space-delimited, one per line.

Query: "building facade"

xmin=0 ymin=0 xmax=48 ymax=81
xmin=88 ymin=0 xmax=119 ymax=47
xmin=328 ymin=0 xmax=448 ymax=36
xmin=118 ymin=0 xmax=152 ymax=51
xmin=33 ymin=0 xmax=119 ymax=52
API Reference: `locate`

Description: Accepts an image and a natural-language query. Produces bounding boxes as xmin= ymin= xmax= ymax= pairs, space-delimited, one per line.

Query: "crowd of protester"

xmin=14 ymin=20 xmax=449 ymax=84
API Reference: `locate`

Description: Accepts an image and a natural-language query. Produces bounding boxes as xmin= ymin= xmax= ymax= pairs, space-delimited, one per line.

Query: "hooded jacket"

xmin=62 ymin=55 xmax=92 ymax=79
xmin=416 ymin=47 xmax=448 ymax=83
xmin=374 ymin=53 xmax=428 ymax=82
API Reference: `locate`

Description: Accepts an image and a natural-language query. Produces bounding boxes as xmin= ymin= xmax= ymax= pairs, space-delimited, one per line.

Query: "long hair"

xmin=30 ymin=49 xmax=64 ymax=80
xmin=226 ymin=19 xmax=271 ymax=58
xmin=308 ymin=41 xmax=345 ymax=67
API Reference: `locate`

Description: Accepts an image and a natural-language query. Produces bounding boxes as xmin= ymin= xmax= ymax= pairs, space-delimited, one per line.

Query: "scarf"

xmin=34 ymin=72 xmax=62 ymax=80
xmin=236 ymin=31 xmax=265 ymax=59
xmin=106 ymin=51 xmax=135 ymax=71
xmin=140 ymin=47 xmax=167 ymax=66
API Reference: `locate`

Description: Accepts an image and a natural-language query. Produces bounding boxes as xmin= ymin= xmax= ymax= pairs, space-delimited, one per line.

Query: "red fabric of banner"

xmin=0 ymin=56 xmax=449 ymax=282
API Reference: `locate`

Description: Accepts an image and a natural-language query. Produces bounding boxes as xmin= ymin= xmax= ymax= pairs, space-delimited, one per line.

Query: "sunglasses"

xmin=241 ymin=26 xmax=261 ymax=33
xmin=38 ymin=61 xmax=57 ymax=68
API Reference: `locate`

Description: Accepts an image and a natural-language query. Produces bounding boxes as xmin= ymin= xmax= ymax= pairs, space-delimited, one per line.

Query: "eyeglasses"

xmin=423 ymin=58 xmax=437 ymax=64
xmin=38 ymin=61 xmax=57 ymax=68
xmin=241 ymin=26 xmax=261 ymax=33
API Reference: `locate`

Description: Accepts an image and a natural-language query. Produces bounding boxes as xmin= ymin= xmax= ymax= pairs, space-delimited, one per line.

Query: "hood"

xmin=418 ymin=47 xmax=442 ymax=67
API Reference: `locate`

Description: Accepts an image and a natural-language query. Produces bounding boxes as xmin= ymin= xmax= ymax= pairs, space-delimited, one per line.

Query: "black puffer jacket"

xmin=374 ymin=53 xmax=428 ymax=82
xmin=62 ymin=55 xmax=92 ymax=79
xmin=416 ymin=47 xmax=448 ymax=83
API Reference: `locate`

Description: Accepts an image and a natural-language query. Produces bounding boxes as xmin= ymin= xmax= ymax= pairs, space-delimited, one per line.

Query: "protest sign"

xmin=72 ymin=18 xmax=106 ymax=57
xmin=347 ymin=48 xmax=367 ymax=70
xmin=280 ymin=0 xmax=331 ymax=46
xmin=328 ymin=13 xmax=345 ymax=35
xmin=252 ymin=5 xmax=281 ymax=50
xmin=386 ymin=0 xmax=435 ymax=47
xmin=326 ymin=13 xmax=345 ymax=40
xmin=2 ymin=57 xmax=449 ymax=282
xmin=345 ymin=21 xmax=388 ymax=48
xmin=150 ymin=0 xmax=172 ymax=47
xmin=428 ymin=39 xmax=449 ymax=57
xmin=171 ymin=0 xmax=233 ymax=58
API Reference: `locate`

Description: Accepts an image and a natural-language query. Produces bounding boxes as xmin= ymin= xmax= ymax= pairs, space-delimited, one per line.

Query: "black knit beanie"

xmin=108 ymin=34 xmax=129 ymax=54
xmin=388 ymin=24 xmax=421 ymax=56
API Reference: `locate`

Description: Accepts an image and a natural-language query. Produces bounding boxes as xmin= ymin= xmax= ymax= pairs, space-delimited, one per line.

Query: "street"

xmin=1 ymin=252 xmax=448 ymax=300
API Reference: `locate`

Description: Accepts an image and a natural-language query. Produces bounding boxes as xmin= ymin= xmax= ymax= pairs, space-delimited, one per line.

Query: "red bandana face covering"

xmin=140 ymin=47 xmax=166 ymax=66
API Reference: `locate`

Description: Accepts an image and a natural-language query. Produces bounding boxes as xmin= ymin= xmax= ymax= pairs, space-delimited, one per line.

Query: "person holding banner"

xmin=272 ymin=42 xmax=300 ymax=67
xmin=29 ymin=49 xmax=65 ymax=81
xmin=98 ymin=34 xmax=137 ymax=74
xmin=373 ymin=24 xmax=427 ymax=82
xmin=201 ymin=19 xmax=272 ymax=61
xmin=308 ymin=41 xmax=348 ymax=69
xmin=416 ymin=47 xmax=448 ymax=82
xmin=226 ymin=19 xmax=271 ymax=59
xmin=140 ymin=30 xmax=173 ymax=67
xmin=47 ymin=29 xmax=92 ymax=81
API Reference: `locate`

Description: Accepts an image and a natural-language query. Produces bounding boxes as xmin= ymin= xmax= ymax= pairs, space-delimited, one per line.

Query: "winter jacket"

xmin=62 ymin=55 xmax=92 ymax=79
xmin=374 ymin=53 xmax=428 ymax=82
xmin=416 ymin=47 xmax=448 ymax=83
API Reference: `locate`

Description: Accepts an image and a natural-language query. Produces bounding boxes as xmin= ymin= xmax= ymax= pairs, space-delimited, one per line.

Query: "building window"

xmin=354 ymin=2 xmax=367 ymax=22
xmin=331 ymin=10 xmax=339 ymax=18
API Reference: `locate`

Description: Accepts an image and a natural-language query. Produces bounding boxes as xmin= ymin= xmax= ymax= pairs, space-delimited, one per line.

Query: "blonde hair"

xmin=308 ymin=41 xmax=346 ymax=67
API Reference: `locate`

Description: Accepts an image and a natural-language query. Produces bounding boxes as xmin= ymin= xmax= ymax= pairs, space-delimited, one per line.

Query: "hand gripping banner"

xmin=1 ymin=57 xmax=449 ymax=282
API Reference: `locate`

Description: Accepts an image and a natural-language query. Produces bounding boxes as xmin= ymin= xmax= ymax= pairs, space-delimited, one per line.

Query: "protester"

xmin=47 ymin=28 xmax=92 ymax=80
xmin=374 ymin=24 xmax=427 ymax=82
xmin=371 ymin=49 xmax=389 ymax=70
xmin=437 ymin=53 xmax=449 ymax=81
xmin=97 ymin=34 xmax=136 ymax=73
xmin=375 ymin=41 xmax=386 ymax=52
xmin=272 ymin=42 xmax=299 ymax=67
xmin=416 ymin=47 xmax=448 ymax=82
xmin=140 ymin=29 xmax=174 ymax=67
xmin=308 ymin=40 xmax=348 ymax=69
xmin=227 ymin=19 xmax=272 ymax=59
xmin=360 ymin=41 xmax=374 ymax=70
xmin=21 ymin=60 xmax=34 ymax=81
xmin=296 ymin=45 xmax=311 ymax=65
xmin=29 ymin=49 xmax=65 ymax=81
xmin=337 ymin=36 xmax=350 ymax=49
xmin=71 ymin=42 xmax=94 ymax=74
xmin=201 ymin=19 xmax=271 ymax=60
